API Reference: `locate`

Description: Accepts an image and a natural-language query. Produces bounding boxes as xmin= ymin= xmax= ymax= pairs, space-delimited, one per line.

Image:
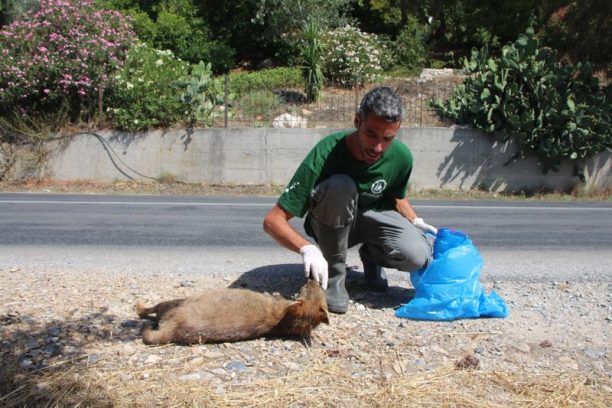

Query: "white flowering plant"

xmin=104 ymin=43 xmax=190 ymax=132
xmin=321 ymin=25 xmax=392 ymax=87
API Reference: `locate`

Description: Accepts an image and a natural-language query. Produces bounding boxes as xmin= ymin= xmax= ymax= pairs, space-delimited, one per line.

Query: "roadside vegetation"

xmin=0 ymin=0 xmax=610 ymax=186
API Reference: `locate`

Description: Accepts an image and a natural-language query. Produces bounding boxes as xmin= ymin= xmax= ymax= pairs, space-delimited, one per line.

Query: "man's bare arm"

xmin=396 ymin=196 xmax=439 ymax=234
xmin=263 ymin=203 xmax=311 ymax=253
xmin=395 ymin=197 xmax=418 ymax=222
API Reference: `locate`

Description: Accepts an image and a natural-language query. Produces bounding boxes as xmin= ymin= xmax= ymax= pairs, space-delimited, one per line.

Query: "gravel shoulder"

xmin=1 ymin=265 xmax=610 ymax=406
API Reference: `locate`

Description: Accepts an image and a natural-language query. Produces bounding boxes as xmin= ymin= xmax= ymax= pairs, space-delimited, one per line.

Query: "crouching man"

xmin=263 ymin=86 xmax=437 ymax=314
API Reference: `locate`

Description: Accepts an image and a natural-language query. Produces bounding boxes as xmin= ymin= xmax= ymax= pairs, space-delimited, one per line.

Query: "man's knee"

xmin=309 ymin=174 xmax=358 ymax=228
xmin=311 ymin=174 xmax=357 ymax=204
xmin=387 ymin=239 xmax=430 ymax=272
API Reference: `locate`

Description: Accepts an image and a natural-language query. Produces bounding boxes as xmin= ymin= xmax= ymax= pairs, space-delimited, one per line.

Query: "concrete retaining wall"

xmin=35 ymin=127 xmax=611 ymax=192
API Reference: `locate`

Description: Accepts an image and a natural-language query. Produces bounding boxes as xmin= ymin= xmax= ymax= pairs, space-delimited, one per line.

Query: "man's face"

xmin=353 ymin=113 xmax=401 ymax=164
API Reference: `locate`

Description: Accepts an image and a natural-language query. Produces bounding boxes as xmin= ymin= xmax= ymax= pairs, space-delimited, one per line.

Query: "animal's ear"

xmin=320 ymin=307 xmax=329 ymax=324
xmin=286 ymin=300 xmax=304 ymax=314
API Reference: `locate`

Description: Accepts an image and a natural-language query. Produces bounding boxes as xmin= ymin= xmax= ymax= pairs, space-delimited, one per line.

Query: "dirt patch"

xmin=1 ymin=267 xmax=610 ymax=406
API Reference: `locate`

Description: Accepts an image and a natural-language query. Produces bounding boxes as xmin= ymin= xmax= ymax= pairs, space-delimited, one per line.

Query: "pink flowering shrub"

xmin=0 ymin=0 xmax=135 ymax=121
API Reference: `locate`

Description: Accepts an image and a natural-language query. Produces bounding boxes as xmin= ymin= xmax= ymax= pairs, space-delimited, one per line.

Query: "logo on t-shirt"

xmin=370 ymin=179 xmax=387 ymax=195
xmin=284 ymin=182 xmax=300 ymax=193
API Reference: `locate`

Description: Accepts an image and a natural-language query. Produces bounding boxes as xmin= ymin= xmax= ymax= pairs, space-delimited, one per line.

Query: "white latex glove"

xmin=299 ymin=244 xmax=328 ymax=289
xmin=412 ymin=217 xmax=438 ymax=235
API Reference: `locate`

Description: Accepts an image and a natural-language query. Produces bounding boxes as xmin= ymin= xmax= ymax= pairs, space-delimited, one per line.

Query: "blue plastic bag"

xmin=395 ymin=228 xmax=508 ymax=321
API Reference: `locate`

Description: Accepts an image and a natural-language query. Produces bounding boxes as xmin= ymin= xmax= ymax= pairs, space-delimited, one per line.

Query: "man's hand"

xmin=299 ymin=244 xmax=328 ymax=289
xmin=412 ymin=217 xmax=438 ymax=235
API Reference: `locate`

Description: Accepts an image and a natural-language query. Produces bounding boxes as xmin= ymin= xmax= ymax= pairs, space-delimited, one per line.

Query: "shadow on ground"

xmin=228 ymin=263 xmax=415 ymax=311
xmin=0 ymin=309 xmax=142 ymax=407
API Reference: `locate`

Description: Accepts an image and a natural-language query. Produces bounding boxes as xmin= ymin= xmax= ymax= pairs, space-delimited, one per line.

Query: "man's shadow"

xmin=227 ymin=263 xmax=415 ymax=310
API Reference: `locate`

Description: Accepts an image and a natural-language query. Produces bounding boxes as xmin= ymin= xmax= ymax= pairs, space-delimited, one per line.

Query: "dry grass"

xmin=1 ymin=352 xmax=609 ymax=408
xmin=0 ymin=178 xmax=609 ymax=201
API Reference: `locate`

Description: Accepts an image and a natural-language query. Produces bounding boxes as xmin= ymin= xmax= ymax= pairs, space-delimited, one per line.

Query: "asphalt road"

xmin=1 ymin=193 xmax=611 ymax=281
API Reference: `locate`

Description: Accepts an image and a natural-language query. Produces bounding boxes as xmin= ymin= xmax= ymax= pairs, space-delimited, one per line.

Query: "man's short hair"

xmin=357 ymin=86 xmax=405 ymax=122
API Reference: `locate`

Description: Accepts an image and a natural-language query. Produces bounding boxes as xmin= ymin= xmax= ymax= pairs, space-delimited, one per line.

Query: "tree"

xmin=0 ymin=0 xmax=39 ymax=26
xmin=543 ymin=0 xmax=612 ymax=74
xmin=96 ymin=0 xmax=236 ymax=72
xmin=252 ymin=0 xmax=353 ymax=64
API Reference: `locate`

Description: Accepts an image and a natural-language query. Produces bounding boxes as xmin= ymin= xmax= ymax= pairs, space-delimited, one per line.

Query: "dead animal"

xmin=136 ymin=279 xmax=329 ymax=345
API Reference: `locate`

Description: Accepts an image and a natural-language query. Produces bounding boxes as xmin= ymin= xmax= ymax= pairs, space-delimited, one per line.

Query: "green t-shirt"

xmin=278 ymin=131 xmax=413 ymax=218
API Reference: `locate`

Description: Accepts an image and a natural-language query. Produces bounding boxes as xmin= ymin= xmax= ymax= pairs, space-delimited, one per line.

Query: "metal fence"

xmin=212 ymin=76 xmax=464 ymax=128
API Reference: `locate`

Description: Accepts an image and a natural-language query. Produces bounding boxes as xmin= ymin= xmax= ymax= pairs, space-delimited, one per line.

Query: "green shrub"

xmin=104 ymin=43 xmax=190 ymax=132
xmin=235 ymin=90 xmax=283 ymax=119
xmin=393 ymin=16 xmax=428 ymax=74
xmin=227 ymin=67 xmax=303 ymax=96
xmin=321 ymin=24 xmax=391 ymax=87
xmin=433 ymin=28 xmax=611 ymax=174
xmin=300 ymin=21 xmax=325 ymax=103
xmin=176 ymin=62 xmax=231 ymax=127
xmin=99 ymin=0 xmax=236 ymax=72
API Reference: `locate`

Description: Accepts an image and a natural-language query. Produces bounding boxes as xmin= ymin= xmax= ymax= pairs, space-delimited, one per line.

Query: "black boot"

xmin=326 ymin=262 xmax=349 ymax=314
xmin=310 ymin=223 xmax=351 ymax=314
xmin=359 ymin=245 xmax=388 ymax=292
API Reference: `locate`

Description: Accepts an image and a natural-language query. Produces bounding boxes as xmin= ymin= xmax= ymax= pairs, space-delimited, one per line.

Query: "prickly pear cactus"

xmin=433 ymin=28 xmax=611 ymax=174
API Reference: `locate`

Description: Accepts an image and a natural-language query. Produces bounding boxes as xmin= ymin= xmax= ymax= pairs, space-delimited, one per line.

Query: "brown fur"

xmin=135 ymin=280 xmax=329 ymax=345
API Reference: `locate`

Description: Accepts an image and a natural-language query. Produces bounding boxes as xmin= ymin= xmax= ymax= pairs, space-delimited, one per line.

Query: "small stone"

xmin=284 ymin=361 xmax=301 ymax=371
xmin=25 ymin=338 xmax=39 ymax=350
xmin=33 ymin=382 xmax=51 ymax=393
xmin=455 ymin=354 xmax=480 ymax=370
xmin=178 ymin=371 xmax=214 ymax=382
xmin=63 ymin=345 xmax=77 ymax=354
xmin=48 ymin=327 xmax=61 ymax=336
xmin=179 ymin=280 xmax=194 ymax=287
xmin=355 ymin=304 xmax=366 ymax=311
xmin=145 ymin=355 xmax=162 ymax=364
xmin=211 ymin=368 xmax=227 ymax=377
xmin=204 ymin=350 xmax=224 ymax=359
xmin=87 ymin=355 xmax=100 ymax=364
xmin=19 ymin=358 xmax=33 ymax=369
xmin=189 ymin=357 xmax=204 ymax=366
xmin=43 ymin=344 xmax=59 ymax=356
xmin=513 ymin=343 xmax=531 ymax=353
xmin=583 ymin=348 xmax=606 ymax=359
xmin=430 ymin=345 xmax=449 ymax=356
xmin=474 ymin=346 xmax=485 ymax=354
xmin=539 ymin=340 xmax=553 ymax=348
xmin=225 ymin=360 xmax=247 ymax=373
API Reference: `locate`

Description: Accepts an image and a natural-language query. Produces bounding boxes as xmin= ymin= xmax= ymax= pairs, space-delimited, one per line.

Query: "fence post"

xmin=354 ymin=77 xmax=359 ymax=115
xmin=419 ymin=81 xmax=424 ymax=127
xmin=224 ymin=74 xmax=229 ymax=128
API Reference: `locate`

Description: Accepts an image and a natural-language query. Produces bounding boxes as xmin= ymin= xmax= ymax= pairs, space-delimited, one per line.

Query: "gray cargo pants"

xmin=306 ymin=174 xmax=433 ymax=277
